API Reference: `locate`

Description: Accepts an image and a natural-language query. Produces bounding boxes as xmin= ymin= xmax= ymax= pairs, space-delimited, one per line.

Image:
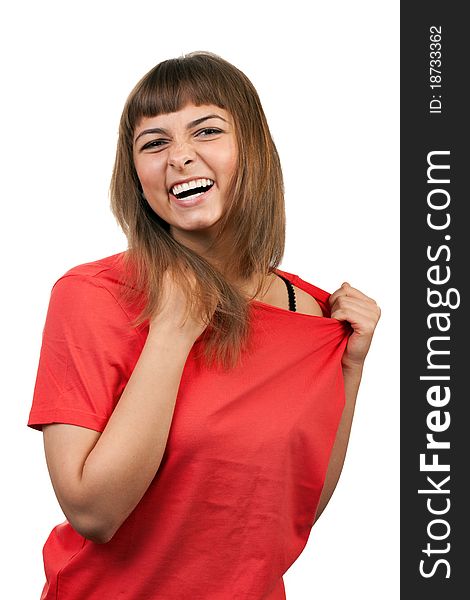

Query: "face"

xmin=133 ymin=103 xmax=238 ymax=249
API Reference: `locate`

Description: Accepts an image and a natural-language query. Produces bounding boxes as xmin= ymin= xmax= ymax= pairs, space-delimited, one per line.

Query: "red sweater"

xmin=28 ymin=252 xmax=350 ymax=600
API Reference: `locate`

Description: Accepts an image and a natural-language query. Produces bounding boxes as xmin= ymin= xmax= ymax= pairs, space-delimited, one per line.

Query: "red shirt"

xmin=28 ymin=252 xmax=350 ymax=600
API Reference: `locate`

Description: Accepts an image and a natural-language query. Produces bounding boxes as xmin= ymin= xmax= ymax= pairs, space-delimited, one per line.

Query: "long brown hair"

xmin=110 ymin=51 xmax=285 ymax=371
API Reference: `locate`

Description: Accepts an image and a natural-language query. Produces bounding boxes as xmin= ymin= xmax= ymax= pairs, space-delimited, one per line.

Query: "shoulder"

xmin=292 ymin=285 xmax=324 ymax=317
xmin=47 ymin=251 xmax=137 ymax=325
xmin=59 ymin=251 xmax=128 ymax=287
xmin=275 ymin=268 xmax=331 ymax=317
xmin=52 ymin=251 xmax=130 ymax=301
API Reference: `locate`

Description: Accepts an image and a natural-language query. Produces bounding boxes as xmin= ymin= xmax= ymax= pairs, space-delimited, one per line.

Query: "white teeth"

xmin=171 ymin=178 xmax=214 ymax=196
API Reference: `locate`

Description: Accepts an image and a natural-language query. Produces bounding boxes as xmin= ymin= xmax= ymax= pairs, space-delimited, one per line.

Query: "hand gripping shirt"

xmin=27 ymin=252 xmax=351 ymax=600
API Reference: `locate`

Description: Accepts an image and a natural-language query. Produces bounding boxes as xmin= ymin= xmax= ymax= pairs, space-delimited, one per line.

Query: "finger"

xmin=330 ymin=293 xmax=381 ymax=322
xmin=329 ymin=294 xmax=380 ymax=315
xmin=329 ymin=282 xmax=378 ymax=307
xmin=330 ymin=305 xmax=379 ymax=334
xmin=330 ymin=300 xmax=380 ymax=328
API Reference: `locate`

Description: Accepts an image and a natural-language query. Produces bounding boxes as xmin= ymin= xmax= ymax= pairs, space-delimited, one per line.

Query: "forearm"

xmin=314 ymin=362 xmax=363 ymax=523
xmin=79 ymin=326 xmax=194 ymax=542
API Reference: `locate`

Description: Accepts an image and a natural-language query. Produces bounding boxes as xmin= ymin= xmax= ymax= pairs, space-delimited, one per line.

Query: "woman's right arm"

xmin=43 ymin=273 xmax=205 ymax=544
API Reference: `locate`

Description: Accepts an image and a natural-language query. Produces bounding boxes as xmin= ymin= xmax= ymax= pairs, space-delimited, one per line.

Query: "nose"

xmin=168 ymin=142 xmax=196 ymax=170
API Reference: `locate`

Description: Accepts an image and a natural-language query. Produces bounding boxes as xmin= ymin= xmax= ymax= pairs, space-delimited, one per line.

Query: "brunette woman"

xmin=28 ymin=51 xmax=380 ymax=600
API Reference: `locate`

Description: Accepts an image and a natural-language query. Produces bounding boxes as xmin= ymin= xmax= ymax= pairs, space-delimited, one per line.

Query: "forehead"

xmin=134 ymin=103 xmax=232 ymax=132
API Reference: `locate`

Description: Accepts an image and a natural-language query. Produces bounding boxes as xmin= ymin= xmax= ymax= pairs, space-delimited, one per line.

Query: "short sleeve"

xmin=27 ymin=274 xmax=144 ymax=433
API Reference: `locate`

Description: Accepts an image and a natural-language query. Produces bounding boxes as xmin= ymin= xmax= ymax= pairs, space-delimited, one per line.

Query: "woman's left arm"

xmin=314 ymin=282 xmax=381 ymax=523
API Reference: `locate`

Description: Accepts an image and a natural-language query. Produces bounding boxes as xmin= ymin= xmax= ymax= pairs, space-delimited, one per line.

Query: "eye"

xmin=196 ymin=128 xmax=222 ymax=137
xmin=141 ymin=139 xmax=168 ymax=151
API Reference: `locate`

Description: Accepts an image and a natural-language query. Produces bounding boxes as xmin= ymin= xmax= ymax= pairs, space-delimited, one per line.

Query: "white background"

xmin=1 ymin=1 xmax=399 ymax=598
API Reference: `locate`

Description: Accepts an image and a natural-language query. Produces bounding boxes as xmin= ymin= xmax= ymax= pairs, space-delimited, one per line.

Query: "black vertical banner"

xmin=401 ymin=3 xmax=468 ymax=599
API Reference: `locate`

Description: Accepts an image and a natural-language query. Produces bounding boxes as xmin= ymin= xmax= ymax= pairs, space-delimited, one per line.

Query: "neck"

xmin=169 ymin=225 xmax=276 ymax=300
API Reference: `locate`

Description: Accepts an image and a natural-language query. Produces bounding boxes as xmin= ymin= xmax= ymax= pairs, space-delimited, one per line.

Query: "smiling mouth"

xmin=171 ymin=181 xmax=214 ymax=201
xmin=170 ymin=185 xmax=215 ymax=208
xmin=175 ymin=187 xmax=210 ymax=201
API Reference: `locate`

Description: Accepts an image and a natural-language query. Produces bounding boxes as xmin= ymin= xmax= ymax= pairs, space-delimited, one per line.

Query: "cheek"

xmin=220 ymin=145 xmax=238 ymax=178
xmin=134 ymin=159 xmax=166 ymax=191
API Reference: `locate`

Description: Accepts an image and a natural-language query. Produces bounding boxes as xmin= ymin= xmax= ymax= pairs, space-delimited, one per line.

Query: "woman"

xmin=28 ymin=51 xmax=380 ymax=599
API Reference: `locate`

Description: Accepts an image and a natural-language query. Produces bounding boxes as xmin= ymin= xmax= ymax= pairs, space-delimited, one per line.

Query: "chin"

xmin=170 ymin=214 xmax=225 ymax=236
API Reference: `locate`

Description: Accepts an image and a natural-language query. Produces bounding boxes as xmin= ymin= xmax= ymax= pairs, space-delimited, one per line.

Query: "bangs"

xmin=125 ymin=56 xmax=231 ymax=134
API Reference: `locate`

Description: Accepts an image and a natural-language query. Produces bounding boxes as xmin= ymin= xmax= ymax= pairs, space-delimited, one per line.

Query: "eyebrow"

xmin=134 ymin=114 xmax=229 ymax=144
